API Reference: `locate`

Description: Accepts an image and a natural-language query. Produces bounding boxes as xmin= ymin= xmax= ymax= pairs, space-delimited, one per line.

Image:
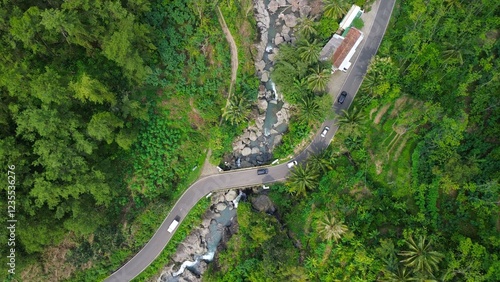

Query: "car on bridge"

xmin=257 ymin=168 xmax=269 ymax=175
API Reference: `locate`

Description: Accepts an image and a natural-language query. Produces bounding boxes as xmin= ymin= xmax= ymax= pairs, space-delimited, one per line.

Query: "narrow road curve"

xmin=105 ymin=0 xmax=395 ymax=281
xmin=217 ymin=6 xmax=239 ymax=103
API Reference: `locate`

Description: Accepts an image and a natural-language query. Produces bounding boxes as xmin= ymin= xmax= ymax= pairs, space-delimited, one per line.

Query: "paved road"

xmin=105 ymin=0 xmax=395 ymax=281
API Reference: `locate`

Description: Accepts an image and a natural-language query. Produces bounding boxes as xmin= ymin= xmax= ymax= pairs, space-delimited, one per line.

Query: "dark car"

xmin=257 ymin=168 xmax=269 ymax=175
xmin=338 ymin=91 xmax=348 ymax=104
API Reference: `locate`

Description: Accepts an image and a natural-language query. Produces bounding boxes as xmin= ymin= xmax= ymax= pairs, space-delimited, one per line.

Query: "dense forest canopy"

xmin=0 ymin=0 xmax=156 ymax=255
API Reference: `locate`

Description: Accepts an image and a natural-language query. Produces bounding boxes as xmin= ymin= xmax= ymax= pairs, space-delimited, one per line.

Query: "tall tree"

xmin=287 ymin=164 xmax=320 ymax=197
xmin=307 ymin=66 xmax=331 ymax=93
xmin=337 ymin=106 xmax=366 ymax=136
xmin=399 ymin=236 xmax=444 ymax=276
xmin=297 ymin=39 xmax=321 ymax=65
xmin=322 ymin=0 xmax=349 ymax=19
xmin=316 ymin=214 xmax=348 ymax=243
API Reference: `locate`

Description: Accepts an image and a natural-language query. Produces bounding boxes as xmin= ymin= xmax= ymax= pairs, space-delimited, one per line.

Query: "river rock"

xmin=268 ymin=0 xmax=279 ymax=13
xmin=289 ymin=0 xmax=300 ymax=12
xmin=284 ymin=14 xmax=298 ymax=28
xmin=255 ymin=60 xmax=266 ymax=72
xmin=256 ymin=116 xmax=265 ymax=129
xmin=233 ymin=140 xmax=245 ymax=151
xmin=270 ymin=129 xmax=279 ymax=135
xmin=225 ymin=190 xmax=237 ymax=202
xmin=256 ymin=130 xmax=263 ymax=137
xmin=251 ymin=195 xmax=276 ymax=213
xmin=261 ymin=71 xmax=269 ymax=82
xmin=249 ymin=131 xmax=258 ymax=141
xmin=251 ymin=147 xmax=260 ymax=154
xmin=216 ymin=202 xmax=227 ymax=212
xmin=277 ymin=0 xmax=287 ymax=6
xmin=274 ymin=33 xmax=284 ymax=45
xmin=268 ymin=52 xmax=276 ymax=62
xmin=241 ymin=147 xmax=252 ymax=156
xmin=300 ymin=5 xmax=312 ymax=18
xmin=258 ymin=99 xmax=268 ymax=112
xmin=273 ymin=134 xmax=283 ymax=146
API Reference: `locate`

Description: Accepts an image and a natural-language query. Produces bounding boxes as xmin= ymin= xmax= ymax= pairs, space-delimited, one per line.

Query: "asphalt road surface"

xmin=105 ymin=0 xmax=395 ymax=281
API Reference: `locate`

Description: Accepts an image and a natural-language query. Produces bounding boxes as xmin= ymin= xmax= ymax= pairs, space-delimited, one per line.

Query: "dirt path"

xmin=216 ymin=7 xmax=239 ymax=104
xmin=199 ymin=7 xmax=240 ymax=177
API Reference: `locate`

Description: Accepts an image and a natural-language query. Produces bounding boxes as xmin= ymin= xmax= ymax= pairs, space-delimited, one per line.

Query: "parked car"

xmin=321 ymin=126 xmax=330 ymax=137
xmin=287 ymin=160 xmax=298 ymax=169
xmin=338 ymin=91 xmax=348 ymax=104
xmin=257 ymin=168 xmax=269 ymax=175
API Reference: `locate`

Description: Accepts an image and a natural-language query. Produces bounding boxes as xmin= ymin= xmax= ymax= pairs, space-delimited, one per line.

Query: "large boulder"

xmin=249 ymin=131 xmax=258 ymax=141
xmin=241 ymin=147 xmax=252 ymax=156
xmin=255 ymin=60 xmax=266 ymax=72
xmin=251 ymin=147 xmax=260 ymax=154
xmin=268 ymin=0 xmax=279 ymax=13
xmin=251 ymin=195 xmax=276 ymax=213
xmin=284 ymin=14 xmax=298 ymax=28
xmin=261 ymin=71 xmax=269 ymax=82
xmin=274 ymin=33 xmax=284 ymax=45
xmin=225 ymin=190 xmax=237 ymax=202
xmin=257 ymin=99 xmax=268 ymax=112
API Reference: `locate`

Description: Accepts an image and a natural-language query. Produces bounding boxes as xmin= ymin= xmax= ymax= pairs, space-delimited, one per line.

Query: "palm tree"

xmin=381 ymin=267 xmax=415 ymax=282
xmin=287 ymin=164 xmax=320 ymax=197
xmin=361 ymin=70 xmax=381 ymax=96
xmin=310 ymin=149 xmax=336 ymax=173
xmin=399 ymin=236 xmax=444 ymax=275
xmin=316 ymin=214 xmax=348 ymax=243
xmin=307 ymin=66 xmax=331 ymax=93
xmin=222 ymin=94 xmax=250 ymax=125
xmin=297 ymin=97 xmax=321 ymax=126
xmin=323 ymin=0 xmax=349 ymax=19
xmin=297 ymin=39 xmax=321 ymax=65
xmin=296 ymin=16 xmax=317 ymax=39
xmin=337 ymin=106 xmax=366 ymax=136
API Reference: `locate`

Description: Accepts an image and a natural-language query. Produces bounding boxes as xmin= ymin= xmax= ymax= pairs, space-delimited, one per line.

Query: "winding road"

xmin=105 ymin=0 xmax=395 ymax=281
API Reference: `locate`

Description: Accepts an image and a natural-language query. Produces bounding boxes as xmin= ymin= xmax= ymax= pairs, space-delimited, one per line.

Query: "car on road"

xmin=320 ymin=126 xmax=330 ymax=137
xmin=338 ymin=91 xmax=348 ymax=104
xmin=287 ymin=160 xmax=298 ymax=169
xmin=167 ymin=216 xmax=181 ymax=233
xmin=257 ymin=168 xmax=269 ymax=175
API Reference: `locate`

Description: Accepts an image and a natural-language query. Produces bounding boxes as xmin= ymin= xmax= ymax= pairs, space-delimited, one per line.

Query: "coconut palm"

xmin=297 ymin=97 xmax=321 ymax=126
xmin=222 ymin=94 xmax=250 ymax=125
xmin=316 ymin=214 xmax=348 ymax=243
xmin=296 ymin=16 xmax=317 ymax=39
xmin=323 ymin=0 xmax=349 ymax=19
xmin=297 ymin=39 xmax=321 ymax=65
xmin=381 ymin=267 xmax=415 ymax=282
xmin=307 ymin=66 xmax=331 ymax=93
xmin=361 ymin=70 xmax=381 ymax=95
xmin=287 ymin=164 xmax=320 ymax=197
xmin=310 ymin=149 xmax=336 ymax=173
xmin=337 ymin=106 xmax=366 ymax=136
xmin=399 ymin=236 xmax=444 ymax=275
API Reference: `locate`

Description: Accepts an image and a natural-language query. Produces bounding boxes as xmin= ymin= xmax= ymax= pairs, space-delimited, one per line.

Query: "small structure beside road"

xmin=319 ymin=5 xmax=365 ymax=73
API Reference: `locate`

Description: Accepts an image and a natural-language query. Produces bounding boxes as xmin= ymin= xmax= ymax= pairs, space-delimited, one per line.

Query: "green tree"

xmin=222 ymin=94 xmax=251 ymax=125
xmin=307 ymin=66 xmax=331 ymax=93
xmin=297 ymin=39 xmax=321 ymax=65
xmin=316 ymin=214 xmax=348 ymax=243
xmin=399 ymin=236 xmax=444 ymax=275
xmin=297 ymin=97 xmax=321 ymax=126
xmin=296 ymin=16 xmax=317 ymax=39
xmin=337 ymin=106 xmax=366 ymax=136
xmin=287 ymin=164 xmax=320 ymax=197
xmin=323 ymin=0 xmax=349 ymax=19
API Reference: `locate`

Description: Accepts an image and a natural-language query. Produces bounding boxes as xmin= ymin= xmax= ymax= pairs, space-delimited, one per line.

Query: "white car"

xmin=321 ymin=126 xmax=330 ymax=137
xmin=287 ymin=160 xmax=298 ymax=168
